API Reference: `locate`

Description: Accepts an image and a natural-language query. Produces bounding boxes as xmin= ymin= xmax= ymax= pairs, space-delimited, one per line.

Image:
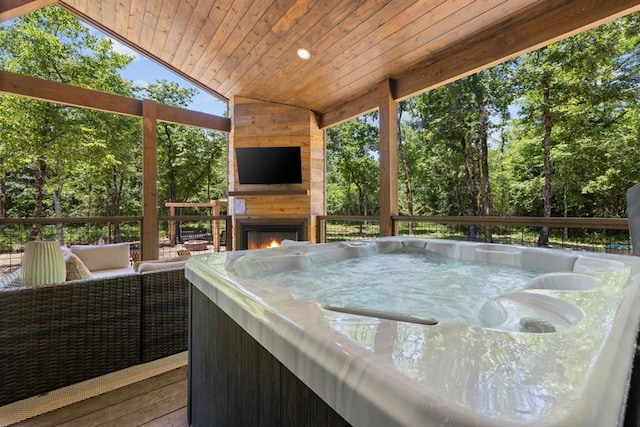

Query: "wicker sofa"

xmin=0 ymin=266 xmax=188 ymax=406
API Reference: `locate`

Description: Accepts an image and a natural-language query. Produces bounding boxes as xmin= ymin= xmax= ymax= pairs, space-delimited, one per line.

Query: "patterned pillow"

xmin=64 ymin=251 xmax=93 ymax=281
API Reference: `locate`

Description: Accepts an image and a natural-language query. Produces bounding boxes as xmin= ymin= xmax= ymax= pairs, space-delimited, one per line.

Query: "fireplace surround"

xmin=237 ymin=219 xmax=307 ymax=250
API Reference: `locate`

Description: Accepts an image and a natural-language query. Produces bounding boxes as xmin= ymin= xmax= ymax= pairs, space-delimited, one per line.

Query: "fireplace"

xmin=238 ymin=220 xmax=307 ymax=250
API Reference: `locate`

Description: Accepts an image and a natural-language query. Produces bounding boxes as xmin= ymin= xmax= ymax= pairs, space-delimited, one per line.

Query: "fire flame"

xmin=248 ymin=237 xmax=284 ymax=250
xmin=267 ymin=238 xmax=280 ymax=248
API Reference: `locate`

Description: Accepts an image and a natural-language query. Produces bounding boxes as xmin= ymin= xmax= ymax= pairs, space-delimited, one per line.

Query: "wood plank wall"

xmin=229 ymin=97 xmax=325 ymax=248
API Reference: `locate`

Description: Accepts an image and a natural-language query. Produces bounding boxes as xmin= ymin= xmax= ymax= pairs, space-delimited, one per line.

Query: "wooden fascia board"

xmin=0 ymin=0 xmax=55 ymax=23
xmin=156 ymin=103 xmax=230 ymax=132
xmin=395 ymin=0 xmax=640 ymax=101
xmin=321 ymin=0 xmax=640 ymax=128
xmin=0 ymin=70 xmax=231 ymax=132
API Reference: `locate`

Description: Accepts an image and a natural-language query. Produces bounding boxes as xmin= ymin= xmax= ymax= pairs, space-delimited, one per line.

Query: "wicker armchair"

xmin=0 ymin=267 xmax=188 ymax=406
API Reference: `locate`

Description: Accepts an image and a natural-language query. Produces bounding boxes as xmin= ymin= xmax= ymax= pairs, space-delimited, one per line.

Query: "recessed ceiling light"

xmin=297 ymin=48 xmax=311 ymax=60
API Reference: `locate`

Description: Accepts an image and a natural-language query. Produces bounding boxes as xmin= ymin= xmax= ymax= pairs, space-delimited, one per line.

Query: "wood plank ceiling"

xmin=9 ymin=0 xmax=640 ymax=127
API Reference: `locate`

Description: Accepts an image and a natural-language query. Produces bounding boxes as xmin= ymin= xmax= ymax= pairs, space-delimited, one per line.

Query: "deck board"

xmin=139 ymin=407 xmax=188 ymax=427
xmin=11 ymin=366 xmax=187 ymax=427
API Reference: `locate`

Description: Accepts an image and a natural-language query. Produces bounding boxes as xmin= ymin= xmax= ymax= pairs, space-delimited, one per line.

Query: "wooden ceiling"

xmin=4 ymin=0 xmax=640 ymax=127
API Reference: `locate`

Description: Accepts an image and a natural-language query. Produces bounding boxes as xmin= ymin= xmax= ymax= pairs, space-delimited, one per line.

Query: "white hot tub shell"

xmin=186 ymin=237 xmax=640 ymax=427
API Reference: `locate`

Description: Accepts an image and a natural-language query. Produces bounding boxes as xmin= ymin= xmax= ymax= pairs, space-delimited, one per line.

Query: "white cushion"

xmin=70 ymin=243 xmax=130 ymax=272
xmin=137 ymin=260 xmax=187 ymax=273
xmin=90 ymin=266 xmax=136 ymax=278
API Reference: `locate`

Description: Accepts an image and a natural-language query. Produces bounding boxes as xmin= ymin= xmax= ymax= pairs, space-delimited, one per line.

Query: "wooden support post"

xmin=212 ymin=200 xmax=220 ymax=252
xmin=142 ymin=99 xmax=159 ymax=260
xmin=169 ymin=206 xmax=176 ymax=247
xmin=225 ymin=216 xmax=233 ymax=250
xmin=379 ymin=79 xmax=398 ymax=236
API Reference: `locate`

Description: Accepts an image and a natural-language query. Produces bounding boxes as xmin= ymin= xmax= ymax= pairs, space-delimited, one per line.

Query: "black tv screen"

xmin=236 ymin=147 xmax=302 ymax=185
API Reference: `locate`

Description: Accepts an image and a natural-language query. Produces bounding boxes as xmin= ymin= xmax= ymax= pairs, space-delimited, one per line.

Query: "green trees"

xmin=0 ymin=7 xmax=136 ymax=240
xmin=508 ymin=14 xmax=640 ymax=244
xmin=142 ymin=81 xmax=227 ymax=206
xmin=394 ymin=65 xmax=512 ymax=241
xmin=325 ymin=116 xmax=379 ymax=215
xmin=3 ymin=5 xmax=640 ymax=246
xmin=0 ymin=7 xmax=228 ymax=243
xmin=326 ymin=12 xmax=640 ymax=246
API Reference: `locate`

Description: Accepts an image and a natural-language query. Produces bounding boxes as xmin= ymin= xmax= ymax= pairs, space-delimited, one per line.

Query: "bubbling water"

xmin=261 ymin=250 xmax=540 ymax=324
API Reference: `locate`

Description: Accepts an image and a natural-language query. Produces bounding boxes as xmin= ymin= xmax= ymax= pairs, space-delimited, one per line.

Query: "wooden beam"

xmin=0 ymin=0 xmax=54 ymax=22
xmin=142 ymin=99 xmax=159 ymax=261
xmin=0 ymin=70 xmax=231 ymax=131
xmin=0 ymin=70 xmax=142 ymax=116
xmin=156 ymin=103 xmax=230 ymax=132
xmin=228 ymin=190 xmax=309 ymax=197
xmin=378 ymin=79 xmax=398 ymax=237
xmin=165 ymin=202 xmax=227 ymax=208
xmin=318 ymin=90 xmax=379 ymax=129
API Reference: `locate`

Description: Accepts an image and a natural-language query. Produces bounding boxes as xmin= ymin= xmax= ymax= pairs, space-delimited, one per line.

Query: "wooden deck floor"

xmin=11 ymin=366 xmax=188 ymax=427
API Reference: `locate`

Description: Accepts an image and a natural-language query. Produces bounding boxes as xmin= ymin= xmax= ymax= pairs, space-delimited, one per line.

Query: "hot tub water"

xmin=261 ymin=250 xmax=540 ymax=325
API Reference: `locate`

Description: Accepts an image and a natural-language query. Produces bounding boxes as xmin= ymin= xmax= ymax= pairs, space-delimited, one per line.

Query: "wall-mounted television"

xmin=236 ymin=146 xmax=302 ymax=185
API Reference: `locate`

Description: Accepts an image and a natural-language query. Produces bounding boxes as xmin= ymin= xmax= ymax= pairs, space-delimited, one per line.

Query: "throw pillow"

xmin=64 ymin=251 xmax=93 ymax=281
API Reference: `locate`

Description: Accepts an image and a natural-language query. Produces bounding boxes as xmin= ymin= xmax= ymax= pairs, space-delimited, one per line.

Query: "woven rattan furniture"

xmin=0 ymin=267 xmax=188 ymax=406
xmin=141 ymin=268 xmax=189 ymax=362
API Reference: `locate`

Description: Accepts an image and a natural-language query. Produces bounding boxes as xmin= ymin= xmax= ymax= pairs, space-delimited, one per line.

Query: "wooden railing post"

xmin=317 ymin=216 xmax=327 ymax=243
xmin=169 ymin=206 xmax=176 ymax=247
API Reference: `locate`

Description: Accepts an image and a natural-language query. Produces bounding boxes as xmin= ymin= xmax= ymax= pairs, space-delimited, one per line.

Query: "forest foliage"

xmin=0 ymin=7 xmax=227 ymax=240
xmin=327 ymin=14 xmax=640 ymax=222
xmin=2 ymin=7 xmax=640 ymax=244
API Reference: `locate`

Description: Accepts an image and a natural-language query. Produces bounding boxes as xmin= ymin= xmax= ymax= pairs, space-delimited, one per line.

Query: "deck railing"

xmin=0 ymin=215 xmax=231 ymax=277
xmin=1 ymin=214 xmax=632 ymax=278
xmin=317 ymin=215 xmax=631 ymax=254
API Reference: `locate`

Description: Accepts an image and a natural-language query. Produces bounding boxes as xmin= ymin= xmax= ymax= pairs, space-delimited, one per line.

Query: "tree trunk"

xmin=85 ymin=184 xmax=92 ymax=242
xmin=54 ymin=182 xmax=64 ymax=245
xmin=358 ymin=183 xmax=365 ymax=234
xmin=163 ymin=124 xmax=178 ymax=205
xmin=109 ymin=165 xmax=124 ymax=243
xmin=478 ymin=92 xmax=493 ymax=243
xmin=563 ymin=183 xmax=568 ymax=240
xmin=0 ymin=176 xmax=5 ymax=235
xmin=462 ymin=136 xmax=476 ymax=239
xmin=538 ymin=71 xmax=553 ymax=247
xmin=28 ymin=158 xmax=47 ymax=241
xmin=397 ymin=107 xmax=414 ymax=234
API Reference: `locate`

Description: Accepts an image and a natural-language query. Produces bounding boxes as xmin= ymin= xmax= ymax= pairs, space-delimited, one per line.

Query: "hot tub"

xmin=185 ymin=237 xmax=640 ymax=426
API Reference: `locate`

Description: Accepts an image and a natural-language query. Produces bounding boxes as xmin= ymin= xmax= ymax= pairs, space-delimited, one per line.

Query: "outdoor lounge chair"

xmin=0 ymin=266 xmax=188 ymax=406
